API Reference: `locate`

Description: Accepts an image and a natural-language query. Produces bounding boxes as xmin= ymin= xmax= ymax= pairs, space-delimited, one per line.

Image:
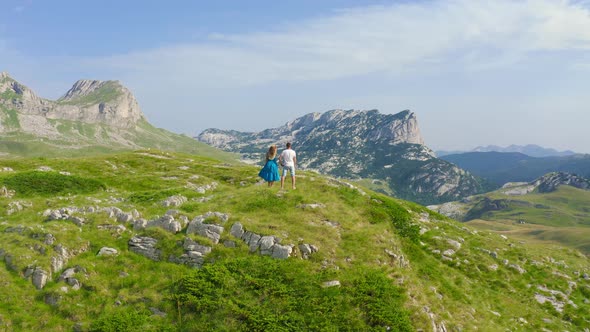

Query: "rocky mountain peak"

xmin=59 ymin=79 xmax=121 ymax=101
xmin=197 ymin=109 xmax=482 ymax=204
xmin=0 ymin=71 xmax=9 ymax=79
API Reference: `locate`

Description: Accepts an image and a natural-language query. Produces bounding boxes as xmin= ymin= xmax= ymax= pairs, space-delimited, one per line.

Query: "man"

xmin=279 ymin=142 xmax=297 ymax=190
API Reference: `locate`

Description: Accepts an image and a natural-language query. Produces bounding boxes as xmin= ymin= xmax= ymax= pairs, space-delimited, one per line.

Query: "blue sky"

xmin=2 ymin=0 xmax=590 ymax=153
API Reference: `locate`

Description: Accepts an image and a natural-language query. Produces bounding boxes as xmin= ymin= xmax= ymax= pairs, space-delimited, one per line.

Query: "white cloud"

xmin=90 ymin=0 xmax=590 ymax=86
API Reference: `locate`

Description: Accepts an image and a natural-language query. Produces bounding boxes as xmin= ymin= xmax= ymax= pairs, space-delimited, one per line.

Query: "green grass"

xmin=0 ymin=171 xmax=106 ymax=197
xmin=0 ymin=151 xmax=588 ymax=331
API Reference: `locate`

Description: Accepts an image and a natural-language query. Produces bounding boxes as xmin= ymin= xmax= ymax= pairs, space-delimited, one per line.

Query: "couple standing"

xmin=258 ymin=142 xmax=296 ymax=189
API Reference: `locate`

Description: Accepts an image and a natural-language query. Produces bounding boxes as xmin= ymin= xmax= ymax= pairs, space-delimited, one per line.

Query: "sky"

xmin=1 ymin=0 xmax=590 ymax=153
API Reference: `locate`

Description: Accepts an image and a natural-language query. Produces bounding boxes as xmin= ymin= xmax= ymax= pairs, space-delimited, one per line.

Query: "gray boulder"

xmin=97 ymin=247 xmax=118 ymax=256
xmin=32 ymin=267 xmax=49 ymax=289
xmin=128 ymin=236 xmax=161 ymax=261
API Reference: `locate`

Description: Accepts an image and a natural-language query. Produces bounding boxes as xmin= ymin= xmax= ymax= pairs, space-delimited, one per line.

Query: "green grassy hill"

xmin=0 ymin=151 xmax=589 ymax=331
xmin=429 ymin=184 xmax=590 ymax=255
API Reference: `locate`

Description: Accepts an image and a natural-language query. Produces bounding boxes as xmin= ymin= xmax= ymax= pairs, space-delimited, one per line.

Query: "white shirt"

xmin=280 ymin=149 xmax=296 ymax=167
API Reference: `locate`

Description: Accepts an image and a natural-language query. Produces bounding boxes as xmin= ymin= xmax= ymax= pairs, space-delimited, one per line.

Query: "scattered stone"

xmin=32 ymin=267 xmax=49 ymax=289
xmin=0 ymin=186 xmax=15 ymax=198
xmin=128 ymin=236 xmax=161 ymax=261
xmin=447 ymin=239 xmax=461 ymax=250
xmin=509 ymin=264 xmax=526 ymax=274
xmin=97 ymin=224 xmax=127 ymax=233
xmin=145 ymin=215 xmax=183 ymax=233
xmin=230 ymin=223 xmax=245 ymax=239
xmin=1 ymin=167 xmax=14 ymax=172
xmin=161 ymin=195 xmax=187 ymax=207
xmin=500 ymin=235 xmax=508 ymax=240
xmin=296 ymin=203 xmax=326 ymax=209
xmin=298 ymin=243 xmax=319 ymax=259
xmin=443 ymin=249 xmax=456 ymax=257
xmin=186 ymin=217 xmax=224 ymax=244
xmin=37 ymin=166 xmax=53 ymax=172
xmin=44 ymin=233 xmax=56 ymax=245
xmin=322 ymin=280 xmax=341 ymax=288
xmin=97 ymin=247 xmax=118 ymax=256
xmin=59 ymin=171 xmax=71 ymax=176
xmin=489 ymin=264 xmax=499 ymax=271
xmin=119 ymin=272 xmax=129 ymax=278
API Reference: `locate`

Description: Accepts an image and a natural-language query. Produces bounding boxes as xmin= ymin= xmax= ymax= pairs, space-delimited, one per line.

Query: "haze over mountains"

xmin=198 ymin=109 xmax=489 ymax=205
xmin=436 ymin=144 xmax=577 ymax=158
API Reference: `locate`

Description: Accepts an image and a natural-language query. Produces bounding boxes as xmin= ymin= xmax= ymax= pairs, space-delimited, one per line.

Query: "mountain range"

xmin=436 ymin=144 xmax=577 ymax=158
xmin=197 ymin=109 xmax=491 ymax=205
xmin=441 ymin=151 xmax=590 ymax=186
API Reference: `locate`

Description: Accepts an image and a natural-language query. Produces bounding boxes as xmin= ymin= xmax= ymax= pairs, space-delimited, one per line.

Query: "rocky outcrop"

xmin=1 ymin=73 xmax=144 ymax=130
xmin=532 ymin=172 xmax=590 ymax=193
xmin=197 ymin=109 xmax=486 ymax=204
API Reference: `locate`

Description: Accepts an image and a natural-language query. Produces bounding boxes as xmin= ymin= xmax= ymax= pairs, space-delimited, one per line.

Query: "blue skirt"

xmin=259 ymin=159 xmax=280 ymax=182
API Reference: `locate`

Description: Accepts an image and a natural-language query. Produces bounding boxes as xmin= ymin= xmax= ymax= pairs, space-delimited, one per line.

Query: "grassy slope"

xmin=0 ymin=151 xmax=588 ymax=331
xmin=458 ymin=186 xmax=590 ymax=253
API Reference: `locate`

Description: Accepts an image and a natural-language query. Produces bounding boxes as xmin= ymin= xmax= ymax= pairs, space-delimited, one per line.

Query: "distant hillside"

xmin=197 ymin=109 xmax=490 ymax=205
xmin=0 ymin=71 xmax=236 ymax=161
xmin=0 ymin=151 xmax=589 ymax=331
xmin=441 ymin=151 xmax=590 ymax=186
xmin=428 ymin=172 xmax=590 ymax=254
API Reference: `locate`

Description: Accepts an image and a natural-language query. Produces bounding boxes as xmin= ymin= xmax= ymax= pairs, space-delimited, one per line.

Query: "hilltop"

xmin=0 ymin=72 xmax=235 ymax=161
xmin=198 ymin=109 xmax=490 ymax=205
xmin=0 ymin=151 xmax=588 ymax=331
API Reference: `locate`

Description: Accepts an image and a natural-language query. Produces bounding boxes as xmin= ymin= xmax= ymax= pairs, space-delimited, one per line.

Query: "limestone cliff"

xmin=0 ymin=72 xmax=218 ymax=157
xmin=197 ymin=109 xmax=487 ymax=204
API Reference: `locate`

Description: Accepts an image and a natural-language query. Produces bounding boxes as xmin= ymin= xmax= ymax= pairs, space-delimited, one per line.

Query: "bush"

xmin=172 ymin=256 xmax=414 ymax=331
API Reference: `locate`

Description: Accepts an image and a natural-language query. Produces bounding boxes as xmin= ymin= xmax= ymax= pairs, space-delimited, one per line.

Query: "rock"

xmin=32 ymin=267 xmax=49 ymax=289
xmin=44 ymin=234 xmax=56 ymax=245
xmin=296 ymin=203 xmax=326 ymax=209
xmin=186 ymin=215 xmax=225 ymax=244
xmin=161 ymin=195 xmax=187 ymax=207
xmin=322 ymin=280 xmax=341 ymax=288
xmin=442 ymin=249 xmax=456 ymax=257
xmin=116 ymin=212 xmax=134 ymax=223
xmin=97 ymin=247 xmax=118 ymax=256
xmin=298 ymin=243 xmax=319 ymax=259
xmin=128 ymin=236 xmax=161 ymax=261
xmin=0 ymin=186 xmax=15 ymax=198
xmin=183 ymin=238 xmax=212 ymax=256
xmin=509 ymin=264 xmax=526 ymax=274
xmin=489 ymin=264 xmax=499 ymax=271
xmin=447 ymin=239 xmax=461 ymax=250
xmin=146 ymin=215 xmax=182 ymax=233
xmin=37 ymin=166 xmax=53 ymax=172
xmin=230 ymin=223 xmax=245 ymax=238
xmin=271 ymin=244 xmax=293 ymax=259
xmin=258 ymin=236 xmax=276 ymax=255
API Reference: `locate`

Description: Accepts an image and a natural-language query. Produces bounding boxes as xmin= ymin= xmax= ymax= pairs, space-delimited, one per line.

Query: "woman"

xmin=258 ymin=145 xmax=281 ymax=187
